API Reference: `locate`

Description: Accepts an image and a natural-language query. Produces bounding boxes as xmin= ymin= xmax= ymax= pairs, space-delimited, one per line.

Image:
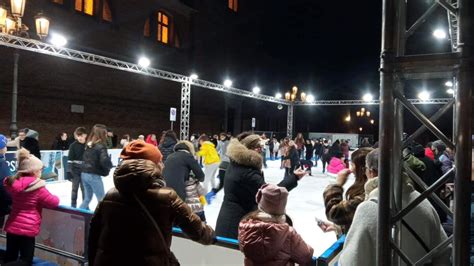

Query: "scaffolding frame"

xmin=378 ymin=0 xmax=472 ymax=265
xmin=0 ymin=32 xmax=451 ymax=140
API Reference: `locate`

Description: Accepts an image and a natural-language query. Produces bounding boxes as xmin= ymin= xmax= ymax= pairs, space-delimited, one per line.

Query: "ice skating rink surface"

xmin=47 ymin=159 xmax=354 ymax=256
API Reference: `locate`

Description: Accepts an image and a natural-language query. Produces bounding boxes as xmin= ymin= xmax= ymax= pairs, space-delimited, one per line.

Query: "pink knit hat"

xmin=16 ymin=148 xmax=43 ymax=174
xmin=256 ymin=184 xmax=289 ymax=216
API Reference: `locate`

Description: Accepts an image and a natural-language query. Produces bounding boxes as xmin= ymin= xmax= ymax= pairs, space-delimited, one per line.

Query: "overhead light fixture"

xmin=433 ymin=29 xmax=447 ymax=39
xmin=49 ymin=33 xmax=67 ymax=47
xmin=445 ymin=81 xmax=453 ymax=87
xmin=306 ymin=94 xmax=315 ymax=102
xmin=344 ymin=115 xmax=351 ymax=122
xmin=275 ymin=92 xmax=282 ymax=99
xmin=190 ymin=73 xmax=198 ymax=80
xmin=447 ymin=88 xmax=454 ymax=95
xmin=359 ymin=127 xmax=363 ymax=132
xmin=252 ymin=86 xmax=260 ymax=94
xmin=418 ymin=91 xmax=431 ymax=101
xmin=224 ymin=79 xmax=233 ymax=87
xmin=138 ymin=57 xmax=151 ymax=68
xmin=370 ymin=119 xmax=375 ymax=124
xmin=362 ymin=93 xmax=374 ymax=102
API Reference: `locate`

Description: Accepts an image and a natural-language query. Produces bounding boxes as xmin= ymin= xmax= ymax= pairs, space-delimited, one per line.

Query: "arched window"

xmin=157 ymin=11 xmax=169 ymax=44
xmin=75 ymin=0 xmax=94 ymax=16
xmin=228 ymin=0 xmax=238 ymax=12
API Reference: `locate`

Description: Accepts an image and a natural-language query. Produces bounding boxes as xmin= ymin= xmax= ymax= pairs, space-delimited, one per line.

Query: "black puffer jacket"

xmin=163 ymin=143 xmax=205 ymax=201
xmin=81 ymin=142 xmax=113 ymax=176
xmin=215 ymin=139 xmax=265 ymax=239
xmin=159 ymin=137 xmax=177 ymax=162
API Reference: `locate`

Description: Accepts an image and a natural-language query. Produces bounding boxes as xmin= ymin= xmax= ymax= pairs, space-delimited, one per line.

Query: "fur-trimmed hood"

xmin=226 ymin=139 xmax=262 ymax=169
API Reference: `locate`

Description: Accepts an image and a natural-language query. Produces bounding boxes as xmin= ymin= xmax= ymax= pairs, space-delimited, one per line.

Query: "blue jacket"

xmin=0 ymin=154 xmax=12 ymax=216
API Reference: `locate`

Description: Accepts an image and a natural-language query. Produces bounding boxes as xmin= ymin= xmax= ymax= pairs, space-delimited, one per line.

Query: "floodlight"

xmin=445 ymin=81 xmax=453 ymax=87
xmin=138 ymin=57 xmax=151 ymax=68
xmin=418 ymin=91 xmax=431 ymax=101
xmin=306 ymin=94 xmax=315 ymax=102
xmin=252 ymin=86 xmax=261 ymax=94
xmin=275 ymin=92 xmax=282 ymax=99
xmin=190 ymin=74 xmax=198 ymax=80
xmin=362 ymin=93 xmax=373 ymax=102
xmin=49 ymin=33 xmax=67 ymax=47
xmin=433 ymin=29 xmax=447 ymax=39
xmin=224 ymin=79 xmax=233 ymax=87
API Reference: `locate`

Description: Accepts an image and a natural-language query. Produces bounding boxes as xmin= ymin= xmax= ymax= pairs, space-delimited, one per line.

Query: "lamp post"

xmin=0 ymin=0 xmax=50 ymax=137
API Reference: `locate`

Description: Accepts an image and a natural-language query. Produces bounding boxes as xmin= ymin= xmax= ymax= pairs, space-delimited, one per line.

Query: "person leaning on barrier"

xmin=338 ymin=148 xmax=450 ymax=266
xmin=88 ymin=140 xmax=215 ymax=266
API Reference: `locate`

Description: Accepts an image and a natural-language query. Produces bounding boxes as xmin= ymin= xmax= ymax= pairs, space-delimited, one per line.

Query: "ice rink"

xmin=46 ymin=159 xmax=355 ymax=257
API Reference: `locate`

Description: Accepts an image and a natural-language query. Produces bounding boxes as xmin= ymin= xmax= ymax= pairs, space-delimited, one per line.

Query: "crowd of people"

xmin=0 ymin=127 xmax=455 ymax=265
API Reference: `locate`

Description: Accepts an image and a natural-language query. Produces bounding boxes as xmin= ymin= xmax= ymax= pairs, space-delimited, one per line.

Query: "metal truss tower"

xmin=378 ymin=0 xmax=472 ymax=265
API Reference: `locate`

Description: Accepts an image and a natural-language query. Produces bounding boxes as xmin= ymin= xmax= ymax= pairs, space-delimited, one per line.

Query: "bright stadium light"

xmin=138 ymin=57 xmax=150 ymax=68
xmin=224 ymin=79 xmax=233 ymax=87
xmin=306 ymin=94 xmax=315 ymax=102
xmin=418 ymin=91 xmax=431 ymax=101
xmin=445 ymin=81 xmax=453 ymax=87
xmin=252 ymin=86 xmax=261 ymax=94
xmin=362 ymin=93 xmax=374 ymax=102
xmin=447 ymin=88 xmax=454 ymax=95
xmin=49 ymin=33 xmax=67 ymax=47
xmin=275 ymin=92 xmax=282 ymax=99
xmin=433 ymin=29 xmax=447 ymax=39
xmin=190 ymin=73 xmax=198 ymax=80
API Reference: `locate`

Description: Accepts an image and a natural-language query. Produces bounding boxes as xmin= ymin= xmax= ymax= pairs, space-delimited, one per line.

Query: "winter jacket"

xmin=216 ymin=139 xmax=265 ymax=239
xmin=159 ymin=136 xmax=177 ymax=162
xmin=340 ymin=143 xmax=349 ymax=157
xmin=314 ymin=143 xmax=323 ymax=156
xmin=217 ymin=140 xmax=230 ymax=163
xmin=163 ymin=150 xmax=205 ymax=201
xmin=323 ymin=184 xmax=364 ymax=234
xmin=438 ymin=152 xmax=454 ymax=176
xmin=425 ymin=147 xmax=435 ymax=161
xmin=20 ymin=137 xmax=41 ymax=159
xmin=327 ymin=157 xmax=346 ymax=174
xmin=81 ymin=142 xmax=113 ymax=176
xmin=184 ymin=178 xmax=206 ymax=214
xmin=4 ymin=176 xmax=59 ymax=237
xmin=197 ymin=141 xmax=220 ymax=165
xmin=283 ymin=148 xmax=300 ymax=172
xmin=52 ymin=139 xmax=70 ymax=150
xmin=88 ymin=159 xmax=215 ymax=266
xmin=273 ymin=142 xmax=280 ymax=154
xmin=239 ymin=212 xmax=314 ymax=266
xmin=0 ymin=154 xmax=12 ymax=216
xmin=338 ymin=177 xmax=450 ymax=266
xmin=304 ymin=144 xmax=314 ymax=160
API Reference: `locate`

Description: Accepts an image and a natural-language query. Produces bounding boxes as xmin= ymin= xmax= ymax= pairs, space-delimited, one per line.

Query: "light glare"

xmin=306 ymin=94 xmax=315 ymax=102
xmin=49 ymin=33 xmax=67 ymax=47
xmin=224 ymin=79 xmax=233 ymax=87
xmin=447 ymin=89 xmax=454 ymax=95
xmin=252 ymin=86 xmax=261 ymax=94
xmin=433 ymin=29 xmax=447 ymax=39
xmin=445 ymin=81 xmax=453 ymax=87
xmin=362 ymin=93 xmax=373 ymax=102
xmin=138 ymin=57 xmax=151 ymax=68
xmin=190 ymin=74 xmax=198 ymax=80
xmin=275 ymin=92 xmax=282 ymax=99
xmin=418 ymin=91 xmax=431 ymax=101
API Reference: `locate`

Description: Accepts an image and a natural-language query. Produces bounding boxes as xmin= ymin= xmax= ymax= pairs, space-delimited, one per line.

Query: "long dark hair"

xmin=86 ymin=124 xmax=108 ymax=145
xmin=346 ymin=147 xmax=373 ymax=200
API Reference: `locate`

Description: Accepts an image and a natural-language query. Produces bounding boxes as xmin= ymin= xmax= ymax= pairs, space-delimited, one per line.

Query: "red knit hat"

xmin=120 ymin=140 xmax=163 ymax=164
xmin=256 ymin=184 xmax=288 ymax=216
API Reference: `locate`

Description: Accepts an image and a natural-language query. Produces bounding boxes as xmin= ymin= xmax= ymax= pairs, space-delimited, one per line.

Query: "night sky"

xmin=219 ymin=0 xmax=454 ymax=139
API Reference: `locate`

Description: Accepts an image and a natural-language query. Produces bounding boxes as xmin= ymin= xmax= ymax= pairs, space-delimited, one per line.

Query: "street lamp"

xmin=2 ymin=0 xmax=51 ymax=137
xmin=284 ymin=86 xmax=307 ymax=102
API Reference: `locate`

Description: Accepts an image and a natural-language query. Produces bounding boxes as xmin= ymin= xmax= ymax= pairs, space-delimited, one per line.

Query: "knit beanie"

xmin=240 ymin=134 xmax=261 ymax=150
xmin=120 ymin=140 xmax=163 ymax=164
xmin=16 ymin=148 xmax=43 ymax=174
xmin=256 ymin=184 xmax=289 ymax=216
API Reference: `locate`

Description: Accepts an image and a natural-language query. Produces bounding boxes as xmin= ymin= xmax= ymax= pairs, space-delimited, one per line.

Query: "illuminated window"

xmin=228 ymin=0 xmax=238 ymax=12
xmin=102 ymin=0 xmax=112 ymax=22
xmin=157 ymin=12 xmax=169 ymax=44
xmin=75 ymin=0 xmax=94 ymax=16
